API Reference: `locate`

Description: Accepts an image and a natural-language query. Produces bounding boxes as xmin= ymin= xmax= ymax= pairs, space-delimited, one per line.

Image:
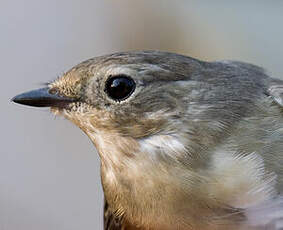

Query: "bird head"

xmin=13 ymin=52 xmax=212 ymax=159
xmin=13 ymin=51 xmax=261 ymax=176
xmin=13 ymin=51 xmax=256 ymax=163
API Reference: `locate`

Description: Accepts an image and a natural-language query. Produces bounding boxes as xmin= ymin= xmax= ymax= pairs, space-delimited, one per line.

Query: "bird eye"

xmin=105 ymin=75 xmax=136 ymax=101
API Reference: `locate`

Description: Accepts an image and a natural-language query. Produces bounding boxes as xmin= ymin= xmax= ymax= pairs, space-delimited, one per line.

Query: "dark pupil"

xmin=105 ymin=76 xmax=135 ymax=101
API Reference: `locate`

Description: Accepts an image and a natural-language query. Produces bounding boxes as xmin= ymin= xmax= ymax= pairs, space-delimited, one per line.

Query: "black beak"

xmin=12 ymin=87 xmax=76 ymax=107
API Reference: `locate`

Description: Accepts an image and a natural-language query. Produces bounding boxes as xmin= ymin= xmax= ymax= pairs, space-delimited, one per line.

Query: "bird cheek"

xmin=116 ymin=118 xmax=167 ymax=139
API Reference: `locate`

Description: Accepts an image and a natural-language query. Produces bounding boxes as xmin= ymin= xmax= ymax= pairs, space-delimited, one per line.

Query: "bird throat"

xmin=86 ymin=130 xmax=223 ymax=229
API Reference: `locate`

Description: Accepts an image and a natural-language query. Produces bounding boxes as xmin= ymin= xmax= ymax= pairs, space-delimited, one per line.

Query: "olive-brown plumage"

xmin=13 ymin=51 xmax=283 ymax=230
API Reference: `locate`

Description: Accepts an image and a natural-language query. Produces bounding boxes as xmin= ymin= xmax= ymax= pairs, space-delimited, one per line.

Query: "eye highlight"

xmin=105 ymin=75 xmax=136 ymax=101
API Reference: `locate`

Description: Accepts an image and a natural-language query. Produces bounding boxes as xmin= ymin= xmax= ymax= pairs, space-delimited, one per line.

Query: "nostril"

xmin=48 ymin=88 xmax=59 ymax=95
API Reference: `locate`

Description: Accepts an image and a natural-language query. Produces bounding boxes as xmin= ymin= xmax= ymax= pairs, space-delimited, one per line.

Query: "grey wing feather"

xmin=253 ymin=79 xmax=283 ymax=229
xmin=245 ymin=196 xmax=283 ymax=230
xmin=104 ymin=200 xmax=123 ymax=230
xmin=267 ymin=82 xmax=283 ymax=107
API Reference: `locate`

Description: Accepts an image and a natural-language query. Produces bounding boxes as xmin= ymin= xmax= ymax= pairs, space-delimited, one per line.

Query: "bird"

xmin=12 ymin=51 xmax=283 ymax=230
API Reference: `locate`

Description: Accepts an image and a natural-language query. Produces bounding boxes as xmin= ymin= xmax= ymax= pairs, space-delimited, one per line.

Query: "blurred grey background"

xmin=2 ymin=0 xmax=283 ymax=229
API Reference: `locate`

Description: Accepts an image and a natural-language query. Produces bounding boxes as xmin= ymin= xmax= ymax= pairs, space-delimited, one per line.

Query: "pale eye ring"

xmin=104 ymin=75 xmax=136 ymax=101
